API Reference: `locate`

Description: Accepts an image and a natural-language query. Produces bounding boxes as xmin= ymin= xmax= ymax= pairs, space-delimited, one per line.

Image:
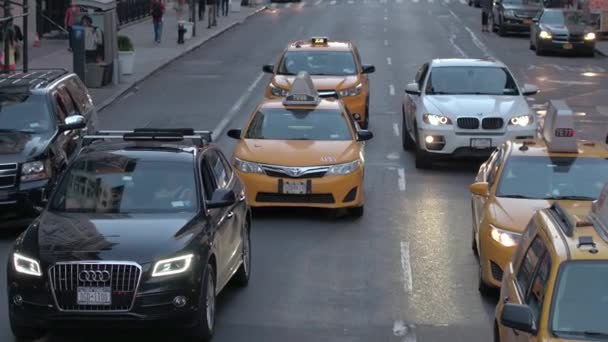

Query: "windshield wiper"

xmin=277 ymin=72 xmax=296 ymax=76
xmin=0 ymin=128 xmax=35 ymax=133
xmin=545 ymin=195 xmax=596 ymax=201
xmin=555 ymin=330 xmax=608 ymax=338
xmin=498 ymin=195 xmax=537 ymax=199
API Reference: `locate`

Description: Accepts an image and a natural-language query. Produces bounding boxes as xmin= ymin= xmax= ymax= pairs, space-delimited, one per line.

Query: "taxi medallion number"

xmin=77 ymin=287 xmax=112 ymax=305
xmin=563 ymin=43 xmax=573 ymax=50
xmin=279 ymin=179 xmax=309 ymax=194
xmin=471 ymin=138 xmax=492 ymax=149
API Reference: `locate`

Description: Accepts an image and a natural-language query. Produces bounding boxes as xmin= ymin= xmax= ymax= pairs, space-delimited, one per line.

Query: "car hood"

xmin=541 ymin=23 xmax=592 ymax=35
xmin=35 ymin=211 xmax=199 ymax=264
xmin=234 ymin=139 xmax=361 ymax=166
xmin=424 ymin=95 xmax=530 ymax=118
xmin=0 ymin=131 xmax=52 ymax=164
xmin=503 ymin=4 xmax=541 ymax=11
xmin=488 ymin=198 xmax=592 ymax=232
xmin=272 ymin=74 xmax=360 ymax=91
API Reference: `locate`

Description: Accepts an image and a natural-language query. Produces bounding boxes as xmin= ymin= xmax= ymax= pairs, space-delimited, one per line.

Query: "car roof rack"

xmin=0 ymin=69 xmax=69 ymax=89
xmin=83 ymin=128 xmax=213 ymax=146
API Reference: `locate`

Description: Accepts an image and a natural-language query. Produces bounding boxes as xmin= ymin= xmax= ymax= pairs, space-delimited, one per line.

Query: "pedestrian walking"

xmin=0 ymin=22 xmax=19 ymax=71
xmin=198 ymin=0 xmax=206 ymax=20
xmin=151 ymin=0 xmax=165 ymax=43
xmin=222 ymin=0 xmax=229 ymax=16
xmin=64 ymin=1 xmax=80 ymax=51
xmin=216 ymin=0 xmax=221 ymax=18
xmin=207 ymin=0 xmax=217 ymax=28
xmin=480 ymin=0 xmax=493 ymax=32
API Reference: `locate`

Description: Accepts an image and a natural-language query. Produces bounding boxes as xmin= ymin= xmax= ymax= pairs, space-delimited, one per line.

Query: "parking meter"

xmin=72 ymin=25 xmax=86 ymax=82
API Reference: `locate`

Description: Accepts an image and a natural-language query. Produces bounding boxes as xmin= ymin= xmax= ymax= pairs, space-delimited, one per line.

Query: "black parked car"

xmin=530 ymin=8 xmax=597 ymax=56
xmin=0 ymin=69 xmax=98 ymax=228
xmin=491 ymin=0 xmax=542 ymax=36
xmin=7 ymin=128 xmax=252 ymax=341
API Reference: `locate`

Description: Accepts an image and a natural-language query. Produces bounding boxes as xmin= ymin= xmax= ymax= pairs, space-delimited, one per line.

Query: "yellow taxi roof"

xmin=287 ymin=40 xmax=353 ymax=52
xmin=258 ymin=97 xmax=342 ymax=111
xmin=506 ymin=139 xmax=608 ymax=158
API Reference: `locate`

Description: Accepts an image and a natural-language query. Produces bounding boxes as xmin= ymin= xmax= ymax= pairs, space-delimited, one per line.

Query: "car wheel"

xmin=535 ymin=42 xmax=544 ymax=56
xmin=401 ymin=109 xmax=415 ymax=151
xmin=10 ymin=320 xmax=45 ymax=341
xmin=491 ymin=16 xmax=498 ymax=32
xmin=189 ymin=263 xmax=216 ymax=341
xmin=233 ymin=220 xmax=251 ymax=287
xmin=414 ymin=127 xmax=433 ymax=169
xmin=529 ymin=39 xmax=535 ymax=50
xmin=349 ymin=205 xmax=364 ymax=218
xmin=478 ymin=252 xmax=493 ymax=296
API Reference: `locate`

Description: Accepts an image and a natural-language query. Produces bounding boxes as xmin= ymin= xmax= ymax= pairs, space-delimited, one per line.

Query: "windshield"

xmin=541 ymin=11 xmax=591 ymax=25
xmin=425 ymin=66 xmax=519 ymax=95
xmin=277 ymin=51 xmax=357 ymax=76
xmin=244 ymin=108 xmax=353 ymax=141
xmin=50 ymin=156 xmax=198 ymax=213
xmin=0 ymin=93 xmax=52 ymax=132
xmin=496 ymin=156 xmax=608 ymax=199
xmin=551 ymin=261 xmax=608 ymax=338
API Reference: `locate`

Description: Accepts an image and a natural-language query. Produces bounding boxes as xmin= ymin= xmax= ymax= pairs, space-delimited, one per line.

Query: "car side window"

xmin=65 ymin=76 xmax=93 ymax=114
xmin=415 ymin=64 xmax=429 ymax=90
xmin=53 ymin=90 xmax=69 ymax=122
xmin=207 ymin=150 xmax=229 ymax=189
xmin=487 ymin=148 xmax=504 ymax=185
xmin=516 ymin=236 xmax=547 ymax=297
xmin=352 ymin=47 xmax=362 ymax=70
xmin=200 ymin=158 xmax=216 ymax=201
xmin=218 ymin=152 xmax=233 ymax=183
xmin=526 ymin=251 xmax=551 ymax=328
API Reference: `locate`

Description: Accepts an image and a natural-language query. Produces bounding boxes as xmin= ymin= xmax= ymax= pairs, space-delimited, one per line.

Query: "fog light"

xmin=353 ymin=113 xmax=361 ymax=120
xmin=13 ymin=295 xmax=23 ymax=306
xmin=173 ymin=296 xmax=187 ymax=308
xmin=425 ymin=135 xmax=434 ymax=144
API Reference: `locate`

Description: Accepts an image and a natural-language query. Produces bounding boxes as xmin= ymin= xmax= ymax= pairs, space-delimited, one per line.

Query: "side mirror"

xmin=58 ymin=115 xmax=86 ymax=132
xmin=207 ymin=189 xmax=236 ymax=209
xmin=262 ymin=64 xmax=274 ymax=73
xmin=500 ymin=304 xmax=537 ymax=334
xmin=405 ymin=83 xmax=421 ymax=95
xmin=469 ymin=182 xmax=490 ymax=197
xmin=361 ymin=64 xmax=375 ymax=74
xmin=532 ymin=18 xmax=538 ymax=22
xmin=522 ymin=84 xmax=539 ymax=96
xmin=227 ymin=129 xmax=242 ymax=139
xmin=357 ymin=130 xmax=374 ymax=141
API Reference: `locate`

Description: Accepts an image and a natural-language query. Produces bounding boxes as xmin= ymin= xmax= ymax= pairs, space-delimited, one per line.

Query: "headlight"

xmin=584 ymin=32 xmax=596 ymax=40
xmin=422 ymin=113 xmax=452 ymax=126
xmin=269 ymin=83 xmax=289 ymax=97
xmin=539 ymin=30 xmax=552 ymax=39
xmin=338 ymin=83 xmax=363 ymax=97
xmin=152 ymin=254 xmax=194 ymax=277
xmin=13 ymin=253 xmax=42 ymax=276
xmin=504 ymin=10 xmax=515 ymax=17
xmin=233 ymin=158 xmax=264 ymax=174
xmin=489 ymin=225 xmax=521 ymax=248
xmin=509 ymin=115 xmax=534 ymax=127
xmin=326 ymin=160 xmax=361 ymax=175
xmin=21 ymin=160 xmax=49 ymax=182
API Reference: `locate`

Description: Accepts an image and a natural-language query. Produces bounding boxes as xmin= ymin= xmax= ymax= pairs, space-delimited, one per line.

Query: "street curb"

xmin=595 ymin=48 xmax=607 ymax=57
xmin=98 ymin=5 xmax=268 ymax=112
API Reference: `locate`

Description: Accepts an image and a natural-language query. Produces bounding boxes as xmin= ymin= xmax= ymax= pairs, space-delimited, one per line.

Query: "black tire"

xmin=478 ymin=253 xmax=493 ymax=296
xmin=491 ymin=16 xmax=498 ymax=32
xmin=349 ymin=205 xmax=364 ymax=218
xmin=535 ymin=42 xmax=544 ymax=56
xmin=471 ymin=202 xmax=478 ymax=255
xmin=414 ymin=128 xmax=433 ymax=169
xmin=360 ymin=100 xmax=370 ymax=129
xmin=401 ymin=110 xmax=415 ymax=151
xmin=10 ymin=320 xmax=44 ymax=341
xmin=233 ymin=221 xmax=251 ymax=287
xmin=189 ymin=264 xmax=216 ymax=341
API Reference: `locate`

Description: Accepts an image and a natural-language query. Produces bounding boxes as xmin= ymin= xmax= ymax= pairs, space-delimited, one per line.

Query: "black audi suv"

xmin=7 ymin=128 xmax=252 ymax=341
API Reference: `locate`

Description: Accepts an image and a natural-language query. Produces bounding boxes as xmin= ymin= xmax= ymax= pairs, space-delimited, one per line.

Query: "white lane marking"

xmin=330 ymin=0 xmax=336 ymax=4
xmin=285 ymin=2 xmax=292 ymax=7
xmin=398 ymin=168 xmax=406 ymax=191
xmin=384 ymin=16 xmax=388 ymax=20
xmin=428 ymin=0 xmax=434 ymax=3
xmin=393 ymin=123 xmax=400 ymax=136
xmin=400 ymin=241 xmax=413 ymax=292
xmin=314 ymin=0 xmax=323 ymax=4
xmin=348 ymin=0 xmax=354 ymax=3
xmin=389 ymin=84 xmax=395 ymax=96
xmin=387 ymin=57 xmax=392 ymax=65
xmin=212 ymin=72 xmax=265 ymax=141
xmin=384 ymin=27 xmax=388 ymax=32
xmin=387 ymin=152 xmax=400 ymax=160
xmin=544 ymin=79 xmax=597 ymax=85
xmin=460 ymin=0 xmax=467 ymax=3
xmin=384 ymin=39 xmax=389 ymax=46
xmin=463 ymin=26 xmax=493 ymax=57
xmin=448 ymin=34 xmax=468 ymax=57
xmin=413 ymin=0 xmax=419 ymax=3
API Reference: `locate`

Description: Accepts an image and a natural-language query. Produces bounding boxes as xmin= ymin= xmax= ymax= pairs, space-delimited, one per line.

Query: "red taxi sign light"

xmin=555 ymin=128 xmax=574 ymax=137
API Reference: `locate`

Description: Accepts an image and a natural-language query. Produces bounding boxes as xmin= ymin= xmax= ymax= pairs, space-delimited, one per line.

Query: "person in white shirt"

xmin=81 ymin=15 xmax=103 ymax=63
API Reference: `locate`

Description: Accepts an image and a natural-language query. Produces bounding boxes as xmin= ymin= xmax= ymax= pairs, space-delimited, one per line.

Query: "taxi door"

xmin=499 ymin=220 xmax=550 ymax=342
xmin=472 ymin=147 xmax=504 ymax=247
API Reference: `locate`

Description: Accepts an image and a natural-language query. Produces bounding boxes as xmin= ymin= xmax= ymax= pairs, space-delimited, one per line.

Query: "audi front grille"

xmin=49 ymin=262 xmax=142 ymax=312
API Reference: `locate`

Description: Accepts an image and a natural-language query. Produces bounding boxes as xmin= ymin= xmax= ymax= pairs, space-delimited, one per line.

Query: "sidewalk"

xmin=27 ymin=2 xmax=267 ymax=111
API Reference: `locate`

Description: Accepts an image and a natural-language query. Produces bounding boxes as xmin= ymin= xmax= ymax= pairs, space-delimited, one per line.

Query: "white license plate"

xmin=471 ymin=138 xmax=492 ymax=149
xmin=77 ymin=287 xmax=112 ymax=305
xmin=563 ymin=43 xmax=573 ymax=50
xmin=281 ymin=180 xmax=307 ymax=194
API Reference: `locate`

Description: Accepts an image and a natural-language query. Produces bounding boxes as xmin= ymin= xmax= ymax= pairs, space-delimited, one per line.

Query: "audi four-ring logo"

xmin=78 ymin=270 xmax=111 ymax=282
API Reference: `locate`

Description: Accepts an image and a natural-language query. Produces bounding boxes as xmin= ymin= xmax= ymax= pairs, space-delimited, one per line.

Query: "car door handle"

xmin=238 ymin=194 xmax=246 ymax=202
xmin=227 ymin=211 xmax=234 ymax=219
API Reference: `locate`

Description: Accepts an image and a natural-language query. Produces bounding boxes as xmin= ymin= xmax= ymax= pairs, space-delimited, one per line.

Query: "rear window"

xmin=0 ymin=92 xmax=52 ymax=132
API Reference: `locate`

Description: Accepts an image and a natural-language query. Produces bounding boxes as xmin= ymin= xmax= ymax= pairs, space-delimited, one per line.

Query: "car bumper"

xmin=235 ymin=168 xmax=364 ymax=209
xmin=501 ymin=18 xmax=533 ymax=32
xmin=0 ymin=180 xmax=48 ymax=228
xmin=8 ymin=268 xmax=203 ymax=329
xmin=538 ymin=39 xmax=595 ymax=52
xmin=479 ymin=225 xmax=518 ymax=288
xmin=417 ymin=125 xmax=536 ymax=157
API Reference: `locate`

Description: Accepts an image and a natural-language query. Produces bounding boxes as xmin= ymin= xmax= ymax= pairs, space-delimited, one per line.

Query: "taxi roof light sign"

xmin=312 ymin=37 xmax=329 ymax=45
xmin=283 ymin=71 xmax=321 ymax=106
xmin=542 ymin=100 xmax=578 ymax=153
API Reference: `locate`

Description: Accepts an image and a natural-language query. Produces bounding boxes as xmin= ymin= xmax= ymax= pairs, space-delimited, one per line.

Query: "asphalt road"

xmin=1 ymin=1 xmax=608 ymax=341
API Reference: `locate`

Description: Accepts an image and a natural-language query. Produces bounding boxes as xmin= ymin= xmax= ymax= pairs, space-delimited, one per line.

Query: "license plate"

xmin=471 ymin=138 xmax=492 ymax=149
xmin=563 ymin=43 xmax=573 ymax=50
xmin=280 ymin=180 xmax=308 ymax=194
xmin=77 ymin=287 xmax=112 ymax=305
xmin=522 ymin=19 xmax=531 ymax=25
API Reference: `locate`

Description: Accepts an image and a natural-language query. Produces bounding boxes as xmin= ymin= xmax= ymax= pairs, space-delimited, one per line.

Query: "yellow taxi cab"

xmin=469 ymin=100 xmax=608 ymax=294
xmin=225 ymin=71 xmax=373 ymax=217
xmin=262 ymin=37 xmax=375 ymax=129
xmin=494 ymin=187 xmax=608 ymax=341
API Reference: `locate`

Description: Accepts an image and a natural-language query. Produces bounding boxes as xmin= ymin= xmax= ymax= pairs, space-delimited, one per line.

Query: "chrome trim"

xmin=48 ymin=260 xmax=143 ymax=313
xmin=0 ymin=163 xmax=18 ymax=189
xmin=259 ymin=164 xmax=330 ymax=178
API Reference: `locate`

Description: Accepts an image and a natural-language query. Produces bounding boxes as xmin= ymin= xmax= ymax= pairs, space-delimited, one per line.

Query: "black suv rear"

xmin=0 ymin=69 xmax=98 ymax=227
xmin=492 ymin=0 xmax=542 ymax=36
